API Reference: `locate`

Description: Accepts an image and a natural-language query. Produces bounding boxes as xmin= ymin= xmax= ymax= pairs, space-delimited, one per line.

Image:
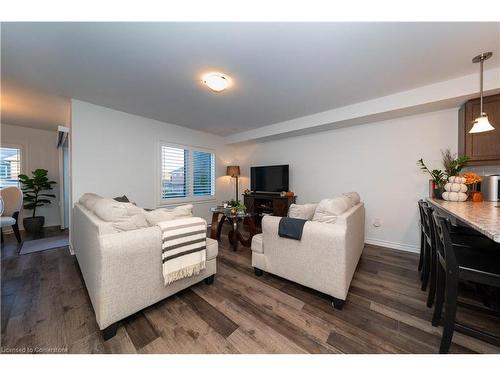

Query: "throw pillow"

xmin=113 ymin=195 xmax=130 ymax=203
xmin=79 ymin=193 xmax=103 ymax=211
xmin=144 ymin=204 xmax=193 ymax=225
xmin=93 ymin=198 xmax=145 ymax=222
xmin=312 ymin=196 xmax=351 ymax=224
xmin=338 ymin=192 xmax=360 ymax=207
xmin=112 ymin=213 xmax=149 ymax=232
xmin=288 ymin=203 xmax=318 ymax=220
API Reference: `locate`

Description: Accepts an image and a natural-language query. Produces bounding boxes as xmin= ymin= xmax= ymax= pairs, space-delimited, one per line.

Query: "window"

xmin=0 ymin=146 xmax=21 ymax=188
xmin=160 ymin=143 xmax=215 ymax=203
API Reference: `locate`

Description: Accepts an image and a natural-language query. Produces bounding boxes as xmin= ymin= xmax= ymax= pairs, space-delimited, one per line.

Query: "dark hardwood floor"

xmin=1 ymin=227 xmax=500 ymax=354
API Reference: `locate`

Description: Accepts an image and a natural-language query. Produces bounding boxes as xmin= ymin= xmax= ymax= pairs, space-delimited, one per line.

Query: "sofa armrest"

xmin=80 ymin=226 xmax=162 ymax=328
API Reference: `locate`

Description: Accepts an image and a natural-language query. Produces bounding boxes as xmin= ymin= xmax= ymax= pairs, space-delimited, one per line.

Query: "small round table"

xmin=209 ymin=207 xmax=259 ymax=251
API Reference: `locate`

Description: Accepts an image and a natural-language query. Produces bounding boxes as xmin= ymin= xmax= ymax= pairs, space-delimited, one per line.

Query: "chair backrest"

xmin=0 ymin=186 xmax=23 ymax=217
xmin=422 ymin=204 xmax=436 ymax=247
xmin=417 ymin=200 xmax=426 ymax=229
xmin=432 ymin=211 xmax=458 ymax=273
xmin=418 ymin=200 xmax=432 ymax=243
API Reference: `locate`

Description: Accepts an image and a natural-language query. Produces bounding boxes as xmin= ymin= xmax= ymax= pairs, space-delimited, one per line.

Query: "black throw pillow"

xmin=113 ymin=195 xmax=130 ymax=203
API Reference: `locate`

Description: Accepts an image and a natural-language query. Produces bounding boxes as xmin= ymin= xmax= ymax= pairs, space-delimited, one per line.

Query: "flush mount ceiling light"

xmin=201 ymin=72 xmax=231 ymax=92
xmin=469 ymin=52 xmax=495 ymax=134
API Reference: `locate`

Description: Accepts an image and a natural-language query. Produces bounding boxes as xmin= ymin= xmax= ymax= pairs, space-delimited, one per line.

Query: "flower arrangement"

xmin=461 ymin=172 xmax=481 ymax=190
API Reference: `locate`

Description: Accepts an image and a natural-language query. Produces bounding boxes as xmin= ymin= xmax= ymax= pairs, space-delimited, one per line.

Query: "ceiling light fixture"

xmin=469 ymin=52 xmax=495 ymax=134
xmin=202 ymin=72 xmax=231 ymax=92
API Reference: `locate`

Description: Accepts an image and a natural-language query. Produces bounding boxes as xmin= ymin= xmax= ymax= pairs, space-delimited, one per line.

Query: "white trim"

xmin=365 ymin=237 xmax=420 ymax=254
xmin=157 ymin=197 xmax=217 ymax=208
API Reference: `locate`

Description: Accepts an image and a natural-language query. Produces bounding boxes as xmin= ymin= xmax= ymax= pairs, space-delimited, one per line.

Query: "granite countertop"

xmin=426 ymin=198 xmax=500 ymax=243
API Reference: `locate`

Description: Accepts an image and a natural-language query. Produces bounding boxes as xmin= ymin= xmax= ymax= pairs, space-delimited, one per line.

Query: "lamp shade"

xmin=469 ymin=114 xmax=495 ymax=134
xmin=226 ymin=166 xmax=240 ymax=177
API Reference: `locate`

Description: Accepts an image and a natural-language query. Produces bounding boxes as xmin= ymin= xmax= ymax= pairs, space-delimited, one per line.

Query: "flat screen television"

xmin=250 ymin=165 xmax=289 ymax=193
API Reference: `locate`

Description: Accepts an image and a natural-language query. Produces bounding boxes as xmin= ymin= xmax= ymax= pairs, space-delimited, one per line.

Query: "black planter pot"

xmin=23 ymin=216 xmax=45 ymax=234
xmin=433 ymin=188 xmax=444 ymax=199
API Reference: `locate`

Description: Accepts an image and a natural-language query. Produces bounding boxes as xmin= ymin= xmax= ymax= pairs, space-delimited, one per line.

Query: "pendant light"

xmin=469 ymin=52 xmax=495 ymax=134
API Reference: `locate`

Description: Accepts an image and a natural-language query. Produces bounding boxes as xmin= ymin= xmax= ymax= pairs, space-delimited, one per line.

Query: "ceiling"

xmin=2 ymin=22 xmax=500 ymax=136
xmin=1 ymin=81 xmax=70 ymax=131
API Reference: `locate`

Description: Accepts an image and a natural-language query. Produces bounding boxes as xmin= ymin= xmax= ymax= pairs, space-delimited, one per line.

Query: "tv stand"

xmin=243 ymin=193 xmax=296 ymax=217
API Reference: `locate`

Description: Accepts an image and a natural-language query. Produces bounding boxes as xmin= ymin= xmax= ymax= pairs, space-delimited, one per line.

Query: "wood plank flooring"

xmin=2 ymin=228 xmax=500 ymax=354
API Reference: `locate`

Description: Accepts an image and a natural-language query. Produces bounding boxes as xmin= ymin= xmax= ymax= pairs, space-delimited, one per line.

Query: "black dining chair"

xmin=422 ymin=205 xmax=488 ymax=308
xmin=431 ymin=212 xmax=500 ymax=353
xmin=417 ymin=200 xmax=430 ymax=290
xmin=418 ymin=200 xmax=486 ymax=297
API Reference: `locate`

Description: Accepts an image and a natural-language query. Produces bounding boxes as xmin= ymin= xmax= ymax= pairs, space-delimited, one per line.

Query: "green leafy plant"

xmin=18 ymin=169 xmax=56 ymax=218
xmin=441 ymin=149 xmax=470 ymax=177
xmin=236 ymin=203 xmax=247 ymax=212
xmin=417 ymin=158 xmax=446 ymax=189
xmin=228 ymin=199 xmax=239 ymax=207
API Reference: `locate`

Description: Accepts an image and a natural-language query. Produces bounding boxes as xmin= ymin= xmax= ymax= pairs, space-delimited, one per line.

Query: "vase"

xmin=471 ymin=191 xmax=483 ymax=203
xmin=23 ymin=216 xmax=45 ymax=234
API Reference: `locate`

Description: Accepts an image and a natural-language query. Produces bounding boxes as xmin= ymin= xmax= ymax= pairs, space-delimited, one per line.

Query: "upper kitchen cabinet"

xmin=459 ymin=93 xmax=500 ymax=165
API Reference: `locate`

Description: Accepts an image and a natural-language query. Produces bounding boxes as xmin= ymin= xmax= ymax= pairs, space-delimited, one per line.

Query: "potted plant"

xmin=18 ymin=169 xmax=56 ymax=234
xmin=417 ymin=158 xmax=446 ymax=198
xmin=441 ymin=149 xmax=470 ymax=178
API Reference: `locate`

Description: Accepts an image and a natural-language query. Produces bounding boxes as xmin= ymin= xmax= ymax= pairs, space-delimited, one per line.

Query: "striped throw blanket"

xmin=158 ymin=217 xmax=207 ymax=285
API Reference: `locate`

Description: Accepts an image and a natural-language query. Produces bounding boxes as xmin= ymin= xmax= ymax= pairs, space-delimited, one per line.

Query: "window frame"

xmin=0 ymin=143 xmax=24 ymax=189
xmin=157 ymin=141 xmax=216 ymax=207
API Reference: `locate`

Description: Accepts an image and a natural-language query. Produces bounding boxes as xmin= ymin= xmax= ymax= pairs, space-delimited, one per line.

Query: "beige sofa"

xmin=72 ymin=202 xmax=218 ymax=339
xmin=251 ymin=201 xmax=365 ymax=309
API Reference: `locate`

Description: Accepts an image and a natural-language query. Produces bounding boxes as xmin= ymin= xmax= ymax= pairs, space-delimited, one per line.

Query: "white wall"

xmin=69 ymin=100 xmax=468 ymax=252
xmin=71 ymin=100 xmax=235 ymax=222
xmin=1 ymin=123 xmax=61 ymax=229
xmin=233 ymin=108 xmax=459 ymax=252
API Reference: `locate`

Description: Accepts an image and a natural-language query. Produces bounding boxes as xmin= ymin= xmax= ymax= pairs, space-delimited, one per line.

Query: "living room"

xmin=1 ymin=1 xmax=500 ymax=373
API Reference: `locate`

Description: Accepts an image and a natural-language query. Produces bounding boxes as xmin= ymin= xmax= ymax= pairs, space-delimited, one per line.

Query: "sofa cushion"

xmin=79 ymin=193 xmax=103 ymax=211
xmin=206 ymin=237 xmax=218 ymax=260
xmin=288 ymin=203 xmax=317 ymax=220
xmin=112 ymin=214 xmax=149 ymax=232
xmin=312 ymin=196 xmax=351 ymax=224
xmin=93 ymin=198 xmax=145 ymax=222
xmin=144 ymin=204 xmax=193 ymax=225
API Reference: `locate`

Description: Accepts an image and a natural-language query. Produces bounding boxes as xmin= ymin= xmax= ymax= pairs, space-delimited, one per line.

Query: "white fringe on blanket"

xmin=158 ymin=217 xmax=207 ymax=285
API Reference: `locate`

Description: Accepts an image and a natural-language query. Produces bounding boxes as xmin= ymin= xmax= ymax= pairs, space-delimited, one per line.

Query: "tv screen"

xmin=251 ymin=165 xmax=289 ymax=193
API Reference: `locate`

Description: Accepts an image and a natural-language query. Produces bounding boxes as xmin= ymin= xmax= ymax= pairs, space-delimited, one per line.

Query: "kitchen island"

xmin=426 ymin=198 xmax=500 ymax=243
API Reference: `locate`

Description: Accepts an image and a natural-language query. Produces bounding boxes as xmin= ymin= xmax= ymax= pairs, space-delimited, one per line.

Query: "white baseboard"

xmin=365 ymin=238 xmax=420 ymax=254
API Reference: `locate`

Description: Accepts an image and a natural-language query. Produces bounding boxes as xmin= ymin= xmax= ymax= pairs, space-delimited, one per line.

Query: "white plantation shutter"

xmin=192 ymin=150 xmax=215 ymax=197
xmin=161 ymin=146 xmax=188 ymax=199
xmin=160 ymin=143 xmax=215 ymax=202
xmin=0 ymin=146 xmax=22 ymax=188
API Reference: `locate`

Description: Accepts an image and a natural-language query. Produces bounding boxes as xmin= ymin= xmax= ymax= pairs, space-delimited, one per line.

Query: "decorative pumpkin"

xmin=442 ymin=176 xmax=467 ymax=201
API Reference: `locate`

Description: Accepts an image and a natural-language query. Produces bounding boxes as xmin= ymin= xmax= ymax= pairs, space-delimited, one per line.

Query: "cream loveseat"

xmin=72 ymin=195 xmax=218 ymax=340
xmin=251 ymin=193 xmax=365 ymax=309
